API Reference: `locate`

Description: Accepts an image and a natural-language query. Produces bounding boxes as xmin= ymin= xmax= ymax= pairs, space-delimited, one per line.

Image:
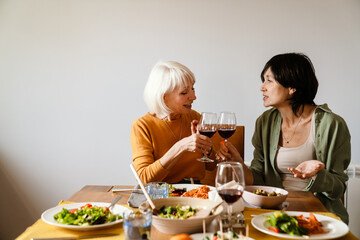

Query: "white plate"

xmin=251 ymin=211 xmax=349 ymax=239
xmin=190 ymin=232 xmax=254 ymax=240
xmin=41 ymin=202 xmax=133 ymax=231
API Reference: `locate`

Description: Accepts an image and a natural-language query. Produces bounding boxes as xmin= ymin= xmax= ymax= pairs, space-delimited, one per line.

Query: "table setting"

xmin=17 ymin=183 xmax=357 ymax=240
xmin=16 ymin=160 xmax=358 ymax=240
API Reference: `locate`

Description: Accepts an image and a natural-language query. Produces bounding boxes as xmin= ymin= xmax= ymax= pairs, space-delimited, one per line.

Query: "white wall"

xmin=1 ymin=0 xmax=359 ymax=239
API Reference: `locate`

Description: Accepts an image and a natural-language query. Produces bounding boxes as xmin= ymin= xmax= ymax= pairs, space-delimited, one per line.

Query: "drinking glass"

xmin=123 ymin=209 xmax=152 ymax=240
xmin=216 ymin=162 xmax=245 ymax=232
xmin=145 ymin=182 xmax=169 ymax=199
xmin=218 ymin=112 xmax=236 ymax=142
xmin=197 ymin=112 xmax=217 ymax=163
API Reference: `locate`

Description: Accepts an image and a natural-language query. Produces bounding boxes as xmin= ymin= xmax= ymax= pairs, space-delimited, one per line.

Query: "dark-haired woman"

xmin=217 ymin=53 xmax=351 ymax=223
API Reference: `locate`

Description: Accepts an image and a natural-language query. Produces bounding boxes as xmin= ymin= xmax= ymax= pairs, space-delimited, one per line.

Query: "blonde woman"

xmin=131 ymin=61 xmax=215 ymax=184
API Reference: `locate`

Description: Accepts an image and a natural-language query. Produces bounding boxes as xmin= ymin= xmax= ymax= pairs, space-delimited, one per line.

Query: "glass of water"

xmin=145 ymin=182 xmax=169 ymax=199
xmin=123 ymin=209 xmax=152 ymax=240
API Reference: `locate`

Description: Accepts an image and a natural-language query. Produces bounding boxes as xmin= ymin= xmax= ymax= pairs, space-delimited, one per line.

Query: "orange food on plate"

xmin=169 ymin=233 xmax=193 ymax=240
xmin=182 ymin=185 xmax=210 ymax=199
xmin=297 ymin=213 xmax=326 ymax=235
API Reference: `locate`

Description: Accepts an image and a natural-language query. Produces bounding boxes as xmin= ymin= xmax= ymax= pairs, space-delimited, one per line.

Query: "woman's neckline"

xmin=150 ymin=112 xmax=182 ymax=121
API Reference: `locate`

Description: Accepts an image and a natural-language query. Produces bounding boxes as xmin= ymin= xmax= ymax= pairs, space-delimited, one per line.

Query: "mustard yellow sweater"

xmin=130 ymin=110 xmax=206 ymax=184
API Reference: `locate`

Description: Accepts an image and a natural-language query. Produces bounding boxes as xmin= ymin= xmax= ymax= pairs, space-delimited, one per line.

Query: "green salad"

xmin=157 ymin=204 xmax=196 ymax=219
xmin=53 ymin=203 xmax=122 ymax=226
xmin=267 ymin=211 xmax=308 ymax=236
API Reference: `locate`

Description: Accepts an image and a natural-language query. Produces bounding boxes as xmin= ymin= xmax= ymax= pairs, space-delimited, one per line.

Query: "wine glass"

xmin=197 ymin=112 xmax=217 ymax=163
xmin=216 ymin=162 xmax=245 ymax=232
xmin=218 ymin=112 xmax=236 ymax=142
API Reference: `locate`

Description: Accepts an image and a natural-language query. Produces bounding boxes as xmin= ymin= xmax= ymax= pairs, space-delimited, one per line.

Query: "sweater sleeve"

xmin=305 ymin=114 xmax=351 ymax=199
xmin=130 ymin=118 xmax=169 ymax=184
xmin=250 ymin=116 xmax=266 ymax=185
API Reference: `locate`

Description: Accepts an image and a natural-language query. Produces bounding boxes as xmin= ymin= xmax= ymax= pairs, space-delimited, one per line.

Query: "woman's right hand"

xmin=159 ymin=120 xmax=212 ymax=169
xmin=179 ymin=120 xmax=212 ymax=155
xmin=216 ymin=141 xmax=243 ymax=163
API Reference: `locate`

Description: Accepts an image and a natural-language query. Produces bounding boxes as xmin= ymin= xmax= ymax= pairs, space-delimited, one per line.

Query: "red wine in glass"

xmin=218 ymin=189 xmax=243 ymax=204
xmin=199 ymin=129 xmax=217 ymax=138
xmin=197 ymin=112 xmax=217 ymax=163
xmin=216 ymin=162 xmax=245 ymax=231
xmin=218 ymin=129 xmax=236 ymax=139
xmin=218 ymin=112 xmax=236 ymax=142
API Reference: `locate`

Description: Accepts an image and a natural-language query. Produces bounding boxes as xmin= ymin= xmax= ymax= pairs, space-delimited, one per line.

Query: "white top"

xmin=275 ymin=113 xmax=316 ymax=191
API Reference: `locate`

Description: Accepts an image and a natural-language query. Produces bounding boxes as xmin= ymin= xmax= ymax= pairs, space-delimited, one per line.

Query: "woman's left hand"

xmin=288 ymin=160 xmax=325 ymax=179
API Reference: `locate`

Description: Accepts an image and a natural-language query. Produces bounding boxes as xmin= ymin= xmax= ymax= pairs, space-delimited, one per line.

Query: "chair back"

xmin=200 ymin=126 xmax=245 ymax=186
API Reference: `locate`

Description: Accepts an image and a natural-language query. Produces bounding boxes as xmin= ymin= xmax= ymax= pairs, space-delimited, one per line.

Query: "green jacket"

xmin=250 ymin=104 xmax=351 ymax=224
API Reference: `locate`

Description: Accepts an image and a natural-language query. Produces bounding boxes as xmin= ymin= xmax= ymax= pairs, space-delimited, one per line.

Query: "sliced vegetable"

xmin=269 ymin=226 xmax=280 ymax=233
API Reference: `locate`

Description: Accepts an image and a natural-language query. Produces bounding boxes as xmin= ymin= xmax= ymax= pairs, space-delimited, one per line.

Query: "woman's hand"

xmin=159 ymin=120 xmax=212 ymax=169
xmin=288 ymin=160 xmax=325 ymax=179
xmin=179 ymin=120 xmax=212 ymax=154
xmin=215 ymin=141 xmax=243 ymax=163
xmin=215 ymin=141 xmax=254 ymax=185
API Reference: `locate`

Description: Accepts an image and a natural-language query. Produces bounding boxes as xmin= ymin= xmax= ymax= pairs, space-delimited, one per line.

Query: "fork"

xmin=108 ymin=195 xmax=122 ymax=209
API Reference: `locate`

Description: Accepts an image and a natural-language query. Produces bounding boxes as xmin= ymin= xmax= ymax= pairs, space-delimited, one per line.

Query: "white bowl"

xmin=139 ymin=197 xmax=223 ymax=234
xmin=242 ymin=185 xmax=288 ymax=209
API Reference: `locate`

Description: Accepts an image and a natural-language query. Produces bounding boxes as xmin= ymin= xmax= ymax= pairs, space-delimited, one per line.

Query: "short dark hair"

xmin=260 ymin=53 xmax=319 ymax=116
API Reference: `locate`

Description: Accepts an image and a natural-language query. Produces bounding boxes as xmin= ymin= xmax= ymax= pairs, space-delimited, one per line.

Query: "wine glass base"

xmin=196 ymin=157 xmax=214 ymax=163
xmin=220 ymin=211 xmax=245 ymax=234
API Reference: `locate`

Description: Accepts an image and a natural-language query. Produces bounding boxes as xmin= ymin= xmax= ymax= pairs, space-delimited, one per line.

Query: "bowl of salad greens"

xmin=140 ymin=197 xmax=223 ymax=234
xmin=41 ymin=202 xmax=132 ymax=230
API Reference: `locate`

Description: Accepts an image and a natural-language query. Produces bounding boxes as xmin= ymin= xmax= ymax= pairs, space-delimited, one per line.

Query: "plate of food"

xmin=41 ymin=202 xmax=132 ymax=230
xmin=251 ymin=211 xmax=349 ymax=239
xmin=190 ymin=231 xmax=254 ymax=240
xmin=169 ymin=184 xmax=216 ymax=199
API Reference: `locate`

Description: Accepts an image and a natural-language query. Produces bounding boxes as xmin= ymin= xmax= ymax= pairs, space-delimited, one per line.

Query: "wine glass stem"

xmin=227 ymin=204 xmax=233 ymax=232
xmin=224 ymin=138 xmax=228 ymax=143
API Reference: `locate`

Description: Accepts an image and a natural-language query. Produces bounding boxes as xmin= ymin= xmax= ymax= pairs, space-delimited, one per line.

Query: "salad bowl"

xmin=139 ymin=197 xmax=223 ymax=234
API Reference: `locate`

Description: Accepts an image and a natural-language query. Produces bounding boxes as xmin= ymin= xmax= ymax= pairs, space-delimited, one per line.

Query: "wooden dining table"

xmin=16 ymin=185 xmax=358 ymax=240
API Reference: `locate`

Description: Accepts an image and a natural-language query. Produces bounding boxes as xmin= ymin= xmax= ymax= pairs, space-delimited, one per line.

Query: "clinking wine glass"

xmin=216 ymin=162 xmax=245 ymax=233
xmin=197 ymin=112 xmax=217 ymax=163
xmin=218 ymin=112 xmax=236 ymax=142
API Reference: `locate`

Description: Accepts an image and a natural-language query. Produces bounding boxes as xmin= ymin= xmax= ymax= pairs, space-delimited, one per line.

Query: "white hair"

xmin=144 ymin=61 xmax=196 ymax=116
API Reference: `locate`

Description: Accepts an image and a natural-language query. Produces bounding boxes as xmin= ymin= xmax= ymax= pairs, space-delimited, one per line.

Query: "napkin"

xmin=127 ymin=185 xmax=147 ymax=208
xmin=209 ymin=190 xmax=245 ymax=213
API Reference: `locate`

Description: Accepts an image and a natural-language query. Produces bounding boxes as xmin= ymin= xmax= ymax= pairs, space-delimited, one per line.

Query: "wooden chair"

xmin=200 ymin=126 xmax=245 ymax=186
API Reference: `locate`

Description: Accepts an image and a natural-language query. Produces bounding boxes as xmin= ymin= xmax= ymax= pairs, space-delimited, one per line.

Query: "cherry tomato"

xmin=81 ymin=203 xmax=92 ymax=209
xmin=269 ymin=226 xmax=280 ymax=233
